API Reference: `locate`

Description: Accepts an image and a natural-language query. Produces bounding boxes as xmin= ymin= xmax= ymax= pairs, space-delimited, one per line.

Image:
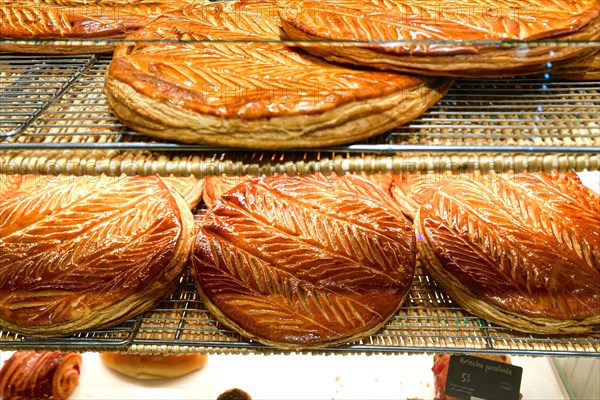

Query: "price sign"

xmin=445 ymin=355 xmax=522 ymax=400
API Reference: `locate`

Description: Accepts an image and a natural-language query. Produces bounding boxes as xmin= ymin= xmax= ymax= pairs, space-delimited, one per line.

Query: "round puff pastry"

xmin=279 ymin=0 xmax=600 ymax=77
xmin=104 ymin=0 xmax=452 ymax=149
xmin=0 ymin=0 xmax=201 ymax=54
xmin=0 ymin=174 xmax=195 ymax=337
xmin=191 ymin=174 xmax=416 ymax=349
xmin=415 ymin=171 xmax=600 ymax=334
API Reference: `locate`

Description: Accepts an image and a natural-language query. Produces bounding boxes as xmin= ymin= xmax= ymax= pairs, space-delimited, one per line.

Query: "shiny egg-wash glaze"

xmin=413 ymin=171 xmax=600 ymax=334
xmin=279 ymin=0 xmax=600 ymax=77
xmin=104 ymin=0 xmax=452 ymax=149
xmin=0 ymin=0 xmax=203 ymax=53
xmin=0 ymin=175 xmax=195 ymax=337
xmin=191 ymin=174 xmax=416 ymax=349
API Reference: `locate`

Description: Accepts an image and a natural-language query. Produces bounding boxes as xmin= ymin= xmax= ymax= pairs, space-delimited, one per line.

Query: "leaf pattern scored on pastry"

xmin=419 ymin=172 xmax=600 ymax=320
xmin=280 ymin=0 xmax=600 ymax=54
xmin=0 ymin=175 xmax=184 ymax=329
xmin=0 ymin=0 xmax=199 ymax=39
xmin=192 ymin=174 xmax=416 ymax=348
xmin=108 ymin=0 xmax=426 ymax=120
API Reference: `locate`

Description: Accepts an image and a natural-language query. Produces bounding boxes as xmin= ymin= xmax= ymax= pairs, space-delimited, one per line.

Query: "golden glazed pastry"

xmin=203 ymin=175 xmax=253 ymax=207
xmin=0 ymin=174 xmax=195 ymax=337
xmin=415 ymin=171 xmax=600 ymax=334
xmin=191 ymin=174 xmax=416 ymax=349
xmin=104 ymin=0 xmax=452 ymax=149
xmin=0 ymin=0 xmax=201 ymax=54
xmin=160 ymin=175 xmax=205 ymax=209
xmin=0 ymin=352 xmax=82 ymax=400
xmin=203 ymin=172 xmax=393 ymax=207
xmin=279 ymin=0 xmax=600 ymax=77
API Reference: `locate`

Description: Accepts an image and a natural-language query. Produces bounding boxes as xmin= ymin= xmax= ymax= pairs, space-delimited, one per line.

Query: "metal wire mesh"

xmin=1 ymin=205 xmax=598 ymax=356
xmin=1 ymin=54 xmax=599 ymax=154
xmin=2 ymin=260 xmax=598 ymax=356
xmin=1 ymin=54 xmax=599 ymax=355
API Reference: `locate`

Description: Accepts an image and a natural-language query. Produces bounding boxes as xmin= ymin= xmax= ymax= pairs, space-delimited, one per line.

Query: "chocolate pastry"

xmin=0 ymin=352 xmax=82 ymax=400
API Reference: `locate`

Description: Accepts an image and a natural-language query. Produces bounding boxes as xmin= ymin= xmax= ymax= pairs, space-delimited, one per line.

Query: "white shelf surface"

xmin=1 ymin=352 xmax=570 ymax=400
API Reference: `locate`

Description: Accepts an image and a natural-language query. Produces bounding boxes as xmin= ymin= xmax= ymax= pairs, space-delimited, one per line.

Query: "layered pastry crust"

xmin=0 ymin=174 xmax=195 ymax=336
xmin=104 ymin=0 xmax=452 ymax=149
xmin=415 ymin=171 xmax=600 ymax=334
xmin=191 ymin=174 xmax=416 ymax=349
xmin=0 ymin=0 xmax=200 ymax=53
xmin=279 ymin=0 xmax=600 ymax=77
xmin=160 ymin=175 xmax=205 ymax=209
xmin=550 ymin=50 xmax=600 ymax=81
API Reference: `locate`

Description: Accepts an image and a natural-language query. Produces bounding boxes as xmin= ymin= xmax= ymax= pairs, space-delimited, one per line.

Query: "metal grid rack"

xmin=2 ymin=256 xmax=599 ymax=357
xmin=1 ymin=53 xmax=599 ymax=356
xmin=1 ymin=54 xmax=599 ymax=175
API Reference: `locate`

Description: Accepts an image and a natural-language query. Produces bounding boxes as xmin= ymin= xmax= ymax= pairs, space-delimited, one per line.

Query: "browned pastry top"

xmin=108 ymin=0 xmax=426 ymax=120
xmin=0 ymin=0 xmax=197 ymax=39
xmin=160 ymin=175 xmax=205 ymax=209
xmin=0 ymin=175 xmax=184 ymax=328
xmin=203 ymin=173 xmax=393 ymax=208
xmin=192 ymin=174 xmax=416 ymax=348
xmin=279 ymin=0 xmax=600 ymax=55
xmin=419 ymin=171 xmax=600 ymax=320
xmin=203 ymin=175 xmax=252 ymax=207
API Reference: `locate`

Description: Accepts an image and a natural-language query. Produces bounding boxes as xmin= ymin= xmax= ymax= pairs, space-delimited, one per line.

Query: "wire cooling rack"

xmin=1 ymin=246 xmax=599 ymax=356
xmin=1 ymin=53 xmax=599 ymax=355
xmin=1 ymin=53 xmax=599 ymax=176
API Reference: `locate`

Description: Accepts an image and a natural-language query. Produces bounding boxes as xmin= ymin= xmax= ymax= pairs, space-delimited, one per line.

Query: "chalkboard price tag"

xmin=445 ymin=355 xmax=522 ymax=400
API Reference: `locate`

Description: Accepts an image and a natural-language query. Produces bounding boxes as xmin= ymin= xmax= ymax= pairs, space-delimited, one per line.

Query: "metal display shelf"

xmin=1 ymin=54 xmax=599 ymax=176
xmin=1 ymin=53 xmax=599 ymax=356
xmin=1 ymin=257 xmax=598 ymax=357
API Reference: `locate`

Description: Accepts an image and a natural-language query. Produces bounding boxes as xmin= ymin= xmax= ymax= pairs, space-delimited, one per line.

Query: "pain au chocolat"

xmin=0 ymin=174 xmax=194 ymax=337
xmin=415 ymin=171 xmax=600 ymax=334
xmin=0 ymin=0 xmax=201 ymax=54
xmin=279 ymin=0 xmax=600 ymax=77
xmin=191 ymin=174 xmax=416 ymax=349
xmin=104 ymin=0 xmax=452 ymax=149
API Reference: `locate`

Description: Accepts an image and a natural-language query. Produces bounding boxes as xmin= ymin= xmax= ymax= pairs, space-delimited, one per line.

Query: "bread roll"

xmin=99 ymin=353 xmax=208 ymax=380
